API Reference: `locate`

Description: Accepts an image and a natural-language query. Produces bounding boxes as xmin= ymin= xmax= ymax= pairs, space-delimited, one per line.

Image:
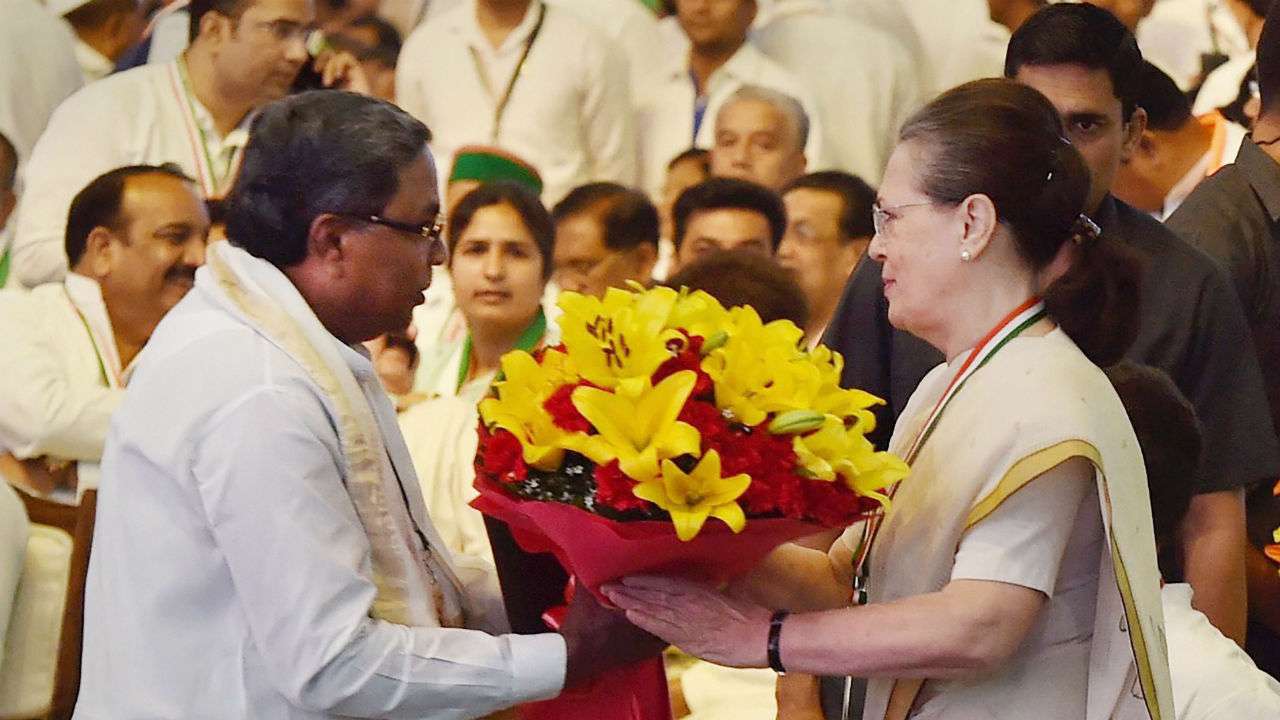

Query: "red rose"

xmin=477 ymin=427 xmax=528 ymax=485
xmin=594 ymin=460 xmax=651 ymax=512
xmin=544 ymin=383 xmax=594 ymax=433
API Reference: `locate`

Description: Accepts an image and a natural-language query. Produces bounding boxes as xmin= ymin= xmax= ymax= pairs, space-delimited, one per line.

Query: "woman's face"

xmin=867 ymin=141 xmax=965 ymax=341
xmin=450 ymin=202 xmax=547 ymax=334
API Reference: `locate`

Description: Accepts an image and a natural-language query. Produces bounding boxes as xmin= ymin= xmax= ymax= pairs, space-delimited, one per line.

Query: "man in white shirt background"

xmin=51 ymin=0 xmax=147 ymax=83
xmin=1114 ymin=61 xmax=1247 ymax=220
xmin=75 ymin=90 xmax=658 ymax=720
xmin=752 ymin=0 xmax=920 ymax=186
xmin=637 ymin=0 xmax=820 ymax=200
xmin=709 ymin=85 xmax=807 ymax=192
xmin=10 ymin=0 xmax=369 ymax=290
xmin=397 ymin=0 xmax=636 ymax=205
xmin=0 ymin=164 xmax=208 ymax=502
xmin=0 ymin=0 xmax=82 ymax=165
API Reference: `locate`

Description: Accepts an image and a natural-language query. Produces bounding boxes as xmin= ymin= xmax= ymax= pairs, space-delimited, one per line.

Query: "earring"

xmin=960 ymin=249 xmax=972 ymax=262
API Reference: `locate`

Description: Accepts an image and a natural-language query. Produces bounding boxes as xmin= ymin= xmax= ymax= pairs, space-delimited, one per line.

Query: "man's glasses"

xmin=341 ymin=213 xmax=446 ymax=245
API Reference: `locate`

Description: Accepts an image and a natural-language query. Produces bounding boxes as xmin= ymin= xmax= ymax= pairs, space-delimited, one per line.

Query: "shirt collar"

xmin=1235 ymin=137 xmax=1280 ymax=222
xmin=459 ymin=0 xmax=544 ymax=56
xmin=664 ymin=42 xmax=763 ymax=87
xmin=1162 ymin=142 xmax=1217 ymax=220
xmin=73 ymin=40 xmax=115 ymax=83
xmin=64 ymin=272 xmax=125 ymax=383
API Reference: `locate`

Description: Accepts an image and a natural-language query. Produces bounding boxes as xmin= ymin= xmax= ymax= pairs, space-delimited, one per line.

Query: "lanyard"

xmin=848 ymin=297 xmax=1047 ymax=604
xmin=468 ymin=2 xmax=547 ymax=143
xmin=170 ymin=58 xmax=246 ymax=198
xmin=456 ymin=307 xmax=548 ymax=393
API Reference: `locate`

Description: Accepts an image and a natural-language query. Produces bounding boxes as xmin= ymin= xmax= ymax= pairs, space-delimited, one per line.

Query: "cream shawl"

xmin=202 ymin=241 xmax=465 ymax=629
xmin=863 ymin=329 xmax=1172 ymax=720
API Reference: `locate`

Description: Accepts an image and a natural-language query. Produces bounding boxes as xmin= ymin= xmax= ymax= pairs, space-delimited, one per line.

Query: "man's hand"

xmin=313 ymin=50 xmax=372 ymax=96
xmin=558 ymin=584 xmax=667 ymax=689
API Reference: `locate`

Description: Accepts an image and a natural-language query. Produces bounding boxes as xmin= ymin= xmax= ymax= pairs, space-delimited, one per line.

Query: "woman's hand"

xmin=602 ymin=575 xmax=773 ymax=668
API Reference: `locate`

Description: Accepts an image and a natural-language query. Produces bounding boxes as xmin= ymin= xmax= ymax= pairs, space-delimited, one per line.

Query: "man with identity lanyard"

xmin=396 ymin=0 xmax=637 ymax=205
xmin=8 ymin=0 xmax=370 ymax=289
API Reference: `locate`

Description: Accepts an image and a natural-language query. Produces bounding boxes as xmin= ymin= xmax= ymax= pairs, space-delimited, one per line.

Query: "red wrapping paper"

xmin=471 ymin=477 xmax=823 ymax=720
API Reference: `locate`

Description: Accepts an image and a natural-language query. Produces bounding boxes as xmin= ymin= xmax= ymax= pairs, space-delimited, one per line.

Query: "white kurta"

xmin=753 ymin=0 xmax=921 ymax=185
xmin=1192 ymin=50 xmax=1254 ymax=117
xmin=72 ymin=39 xmax=115 ymax=83
xmin=547 ymin=0 xmax=668 ymax=100
xmin=75 ymin=255 xmax=566 ymax=719
xmin=0 ymin=0 xmax=82 ymax=164
xmin=1137 ymin=0 xmax=1249 ymax=92
xmin=0 ymin=274 xmax=123 ymax=466
xmin=832 ymin=0 xmax=1006 ymax=98
xmin=396 ymin=0 xmax=637 ymax=204
xmin=11 ymin=60 xmax=249 ymax=288
xmin=636 ymin=41 xmax=822 ymax=199
xmin=0 ymin=482 xmax=28 ymax=675
xmin=1163 ymin=583 xmax=1280 ymax=718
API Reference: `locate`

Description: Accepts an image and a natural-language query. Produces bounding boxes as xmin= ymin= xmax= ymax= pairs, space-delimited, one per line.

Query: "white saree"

xmin=847 ymin=328 xmax=1172 ymax=720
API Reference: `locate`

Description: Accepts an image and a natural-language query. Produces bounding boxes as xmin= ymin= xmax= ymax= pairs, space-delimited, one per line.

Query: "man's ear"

xmin=1120 ymin=107 xmax=1149 ymax=164
xmin=632 ymin=242 xmax=658 ymax=281
xmin=306 ymin=213 xmax=350 ymax=278
xmin=79 ymin=226 xmax=118 ymax=279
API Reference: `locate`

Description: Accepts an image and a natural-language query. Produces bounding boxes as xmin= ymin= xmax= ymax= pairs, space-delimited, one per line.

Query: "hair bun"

xmin=1070 ymin=213 xmax=1102 ymax=246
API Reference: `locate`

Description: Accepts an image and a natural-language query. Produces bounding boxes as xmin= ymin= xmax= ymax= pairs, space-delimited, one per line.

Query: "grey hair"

xmin=718 ymin=85 xmax=809 ymax=150
xmin=224 ymin=90 xmax=432 ymax=268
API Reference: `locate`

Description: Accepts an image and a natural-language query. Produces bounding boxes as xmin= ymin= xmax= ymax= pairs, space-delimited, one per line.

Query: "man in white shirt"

xmin=0 ymin=165 xmax=208 ymax=501
xmin=710 ymin=85 xmax=808 ymax=192
xmin=1114 ymin=62 xmax=1247 ymax=219
xmin=75 ymin=90 xmax=657 ymax=720
xmin=835 ymin=0 xmax=1007 ymax=98
xmin=397 ymin=0 xmax=636 ymax=205
xmin=10 ymin=0 xmax=369 ymax=289
xmin=0 ymin=0 xmax=82 ymax=164
xmin=1106 ymin=362 xmax=1280 ymax=720
xmin=548 ymin=0 xmax=669 ymax=98
xmin=636 ymin=0 xmax=821 ymax=200
xmin=49 ymin=0 xmax=146 ymax=83
xmin=752 ymin=0 xmax=920 ymax=186
xmin=0 ymin=482 xmax=25 ymax=676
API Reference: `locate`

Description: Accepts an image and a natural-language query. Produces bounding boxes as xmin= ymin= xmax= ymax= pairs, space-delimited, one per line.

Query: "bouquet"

xmin=471 ymin=284 xmax=909 ymax=720
xmin=1268 ymin=481 xmax=1279 ymax=573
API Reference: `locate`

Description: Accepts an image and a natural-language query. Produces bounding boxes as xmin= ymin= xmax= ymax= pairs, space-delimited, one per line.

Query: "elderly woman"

xmin=604 ymin=78 xmax=1172 ymax=720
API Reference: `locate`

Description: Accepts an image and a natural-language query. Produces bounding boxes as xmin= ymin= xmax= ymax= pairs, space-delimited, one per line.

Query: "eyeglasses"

xmin=871 ymin=201 xmax=940 ymax=237
xmin=341 ymin=213 xmax=446 ymax=245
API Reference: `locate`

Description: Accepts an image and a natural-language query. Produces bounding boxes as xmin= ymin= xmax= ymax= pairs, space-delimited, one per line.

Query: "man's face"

xmin=553 ymin=213 xmax=656 ymax=298
xmin=97 ymin=174 xmax=210 ymax=340
xmin=676 ymin=0 xmax=754 ymax=52
xmin=340 ymin=151 xmax=447 ymax=339
xmin=1083 ymin=0 xmax=1156 ymax=30
xmin=1113 ymin=131 xmax=1176 ymax=213
xmin=209 ymin=0 xmax=313 ymax=105
xmin=778 ymin=188 xmax=865 ymax=321
xmin=331 ymin=25 xmax=396 ymax=102
xmin=661 ymin=156 xmax=709 ymax=240
xmin=676 ymin=207 xmax=772 ymax=268
xmin=1015 ymin=63 xmax=1145 ymax=212
xmin=711 ymin=99 xmax=806 ymax=191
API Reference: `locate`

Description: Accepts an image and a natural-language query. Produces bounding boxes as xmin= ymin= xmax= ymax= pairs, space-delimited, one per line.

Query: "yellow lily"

xmin=569 ymin=370 xmax=702 ymax=482
xmin=666 ymin=287 xmax=732 ymax=340
xmin=479 ymin=349 xmax=583 ymax=470
xmin=792 ymin=416 xmax=908 ymax=507
xmin=558 ymin=287 xmax=684 ymax=393
xmin=701 ymin=307 xmax=813 ymax=425
xmin=807 ymin=345 xmax=884 ymax=430
xmin=634 ymin=450 xmax=751 ymax=541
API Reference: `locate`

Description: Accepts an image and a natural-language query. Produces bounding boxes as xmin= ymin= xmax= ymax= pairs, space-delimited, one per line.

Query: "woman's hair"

xmin=898 ymin=78 xmax=1141 ymax=366
xmin=664 ymin=249 xmax=809 ymax=329
xmin=447 ymin=181 xmax=556 ymax=280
